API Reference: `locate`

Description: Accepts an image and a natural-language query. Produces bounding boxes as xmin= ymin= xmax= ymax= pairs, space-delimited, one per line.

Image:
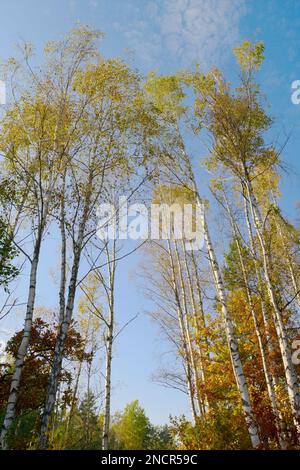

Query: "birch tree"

xmin=38 ymin=53 xmax=161 ymax=448
xmin=0 ymin=26 xmax=105 ymax=448
xmin=187 ymin=41 xmax=300 ymax=435
xmin=144 ymin=75 xmax=262 ymax=447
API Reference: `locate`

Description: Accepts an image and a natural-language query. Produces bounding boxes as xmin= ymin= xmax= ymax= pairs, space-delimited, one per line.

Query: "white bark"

xmin=39 ymin=180 xmax=92 ymax=448
xmin=177 ymin=239 xmax=206 ymax=415
xmin=58 ymin=173 xmax=67 ymax=325
xmin=272 ymin=205 xmax=300 ymax=308
xmin=102 ymin=241 xmax=116 ymax=450
xmin=177 ymin=150 xmax=261 ymax=447
xmin=167 ymin=239 xmax=198 ymax=423
xmin=190 ymin=249 xmax=210 ymax=356
xmin=243 ymin=196 xmax=274 ymax=345
xmin=0 ymin=179 xmax=52 ymax=448
xmin=224 ymin=195 xmax=286 ymax=448
xmin=0 ymin=232 xmax=42 ymax=449
xmin=244 ymin=179 xmax=300 ymax=434
xmin=200 ymin=201 xmax=261 ymax=448
xmin=39 ymin=252 xmax=81 ymax=448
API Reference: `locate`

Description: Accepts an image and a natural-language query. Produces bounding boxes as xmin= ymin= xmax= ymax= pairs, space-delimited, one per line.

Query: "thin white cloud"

xmin=121 ymin=0 xmax=246 ymax=70
xmin=89 ymin=0 xmax=99 ymax=8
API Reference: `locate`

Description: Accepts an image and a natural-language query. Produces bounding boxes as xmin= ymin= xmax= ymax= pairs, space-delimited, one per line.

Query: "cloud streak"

xmin=118 ymin=0 xmax=246 ymax=70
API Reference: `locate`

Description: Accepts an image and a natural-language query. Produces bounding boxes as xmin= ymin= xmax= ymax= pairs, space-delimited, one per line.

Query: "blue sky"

xmin=0 ymin=0 xmax=300 ymax=425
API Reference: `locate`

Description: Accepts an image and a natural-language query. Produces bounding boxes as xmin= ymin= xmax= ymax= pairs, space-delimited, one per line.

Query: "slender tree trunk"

xmin=86 ymin=356 xmax=93 ymax=447
xmin=182 ymin=243 xmax=209 ymax=410
xmin=0 ymin=229 xmax=43 ymax=449
xmin=243 ymin=195 xmax=274 ymax=346
xmin=172 ymin=150 xmax=261 ymax=447
xmin=199 ymin=200 xmax=261 ymax=447
xmin=243 ymin=191 xmax=286 ymax=417
xmin=243 ymin=194 xmax=287 ymax=425
xmin=102 ymin=241 xmax=116 ymax=450
xmin=39 ymin=182 xmax=93 ymax=448
xmin=224 ymin=195 xmax=286 ymax=448
xmin=174 ymin=239 xmax=205 ymax=416
xmin=167 ymin=239 xmax=198 ymax=423
xmin=39 ymin=250 xmax=82 ymax=448
xmin=58 ymin=172 xmax=67 ymax=325
xmin=244 ymin=178 xmax=300 ymax=434
xmin=63 ymin=322 xmax=89 ymax=448
xmin=50 ymin=383 xmax=61 ymax=447
xmin=271 ymin=197 xmax=300 ymax=308
xmin=177 ymin=149 xmax=261 ymax=446
xmin=284 ymin=250 xmax=300 ymax=308
xmin=64 ymin=358 xmax=83 ymax=447
xmin=102 ymin=327 xmax=113 ymax=450
xmin=190 ymin=249 xmax=210 ymax=356
xmin=269 ymin=186 xmax=300 ymax=307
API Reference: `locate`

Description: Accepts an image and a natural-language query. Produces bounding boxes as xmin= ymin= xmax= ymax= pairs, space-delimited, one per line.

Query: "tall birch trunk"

xmin=270 ymin=192 xmax=300 ymax=309
xmin=243 ymin=194 xmax=287 ymax=423
xmin=63 ymin=320 xmax=90 ymax=448
xmin=190 ymin=249 xmax=210 ymax=356
xmin=0 ymin=230 xmax=43 ymax=449
xmin=199 ymin=200 xmax=261 ymax=448
xmin=243 ymin=195 xmax=274 ymax=346
xmin=182 ymin=244 xmax=209 ymax=413
xmin=39 ymin=248 xmax=82 ymax=448
xmin=39 ymin=180 xmax=93 ymax=448
xmin=244 ymin=179 xmax=300 ymax=434
xmin=0 ymin=182 xmax=51 ymax=448
xmin=58 ymin=172 xmax=67 ymax=325
xmin=166 ymin=239 xmax=198 ymax=423
xmin=175 ymin=239 xmax=205 ymax=416
xmin=102 ymin=241 xmax=116 ymax=450
xmin=179 ymin=151 xmax=261 ymax=447
xmin=64 ymin=357 xmax=83 ymax=448
xmin=224 ymin=195 xmax=286 ymax=448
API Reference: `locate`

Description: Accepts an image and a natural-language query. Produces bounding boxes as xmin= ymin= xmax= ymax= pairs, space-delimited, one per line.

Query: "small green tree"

xmin=109 ymin=400 xmax=175 ymax=450
xmin=110 ymin=400 xmax=151 ymax=450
